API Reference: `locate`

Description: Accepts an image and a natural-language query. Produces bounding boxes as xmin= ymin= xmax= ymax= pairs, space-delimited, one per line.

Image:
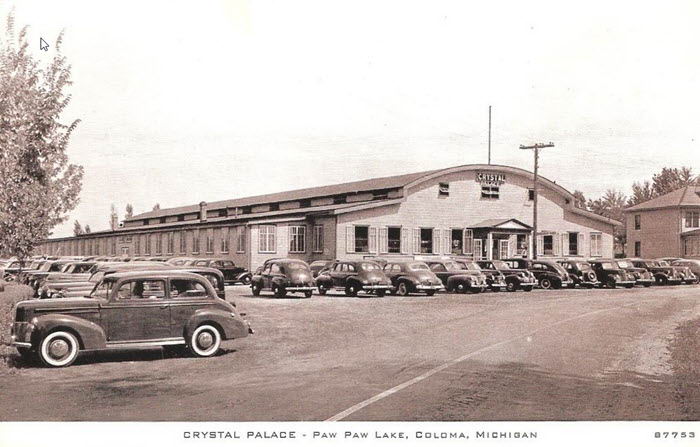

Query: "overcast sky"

xmin=4 ymin=0 xmax=699 ymax=237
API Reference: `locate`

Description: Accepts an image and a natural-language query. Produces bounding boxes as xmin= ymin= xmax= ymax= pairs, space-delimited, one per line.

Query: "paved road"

xmin=1 ymin=286 xmax=698 ymax=421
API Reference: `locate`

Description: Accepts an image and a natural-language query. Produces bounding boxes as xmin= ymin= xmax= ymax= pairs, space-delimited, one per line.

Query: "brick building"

xmin=36 ymin=164 xmax=619 ymax=267
xmin=624 ymin=185 xmax=700 ymax=259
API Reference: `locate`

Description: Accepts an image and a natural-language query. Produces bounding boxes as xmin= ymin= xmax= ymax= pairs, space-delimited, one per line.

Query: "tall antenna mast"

xmin=488 ymin=106 xmax=492 ymax=164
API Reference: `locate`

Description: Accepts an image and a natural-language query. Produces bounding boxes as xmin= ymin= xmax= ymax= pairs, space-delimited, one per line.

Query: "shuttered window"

xmin=369 ymin=227 xmax=378 ymax=254
xmin=379 ymin=227 xmax=389 ymax=254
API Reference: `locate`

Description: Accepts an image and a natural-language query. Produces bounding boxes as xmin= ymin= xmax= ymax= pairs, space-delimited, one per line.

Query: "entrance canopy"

xmin=468 ymin=218 xmax=532 ymax=232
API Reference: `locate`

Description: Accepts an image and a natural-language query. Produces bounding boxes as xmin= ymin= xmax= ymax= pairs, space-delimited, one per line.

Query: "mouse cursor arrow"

xmin=39 ymin=37 xmax=49 ymax=51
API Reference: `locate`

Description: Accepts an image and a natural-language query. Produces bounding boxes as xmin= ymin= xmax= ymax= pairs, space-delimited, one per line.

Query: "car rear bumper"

xmin=488 ymin=281 xmax=507 ymax=288
xmin=415 ymin=285 xmax=445 ymax=291
xmin=616 ymin=280 xmax=636 ymax=286
xmin=635 ymin=279 xmax=655 ymax=286
xmin=361 ymin=285 xmax=392 ymax=291
xmin=580 ymin=281 xmax=600 ymax=286
xmin=285 ymin=286 xmax=315 ymax=292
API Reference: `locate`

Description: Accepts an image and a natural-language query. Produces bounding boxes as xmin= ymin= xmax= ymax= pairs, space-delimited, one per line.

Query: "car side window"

xmin=117 ymin=280 xmax=166 ymax=300
xmin=430 ymin=264 xmax=446 ymax=272
xmin=347 ymin=264 xmax=356 ymax=272
xmin=202 ymin=273 xmax=220 ymax=289
xmin=195 ymin=260 xmax=208 ymax=266
xmin=270 ymin=264 xmax=282 ymax=274
xmin=221 ymin=261 xmax=234 ymax=267
xmin=170 ymin=279 xmax=208 ymax=298
xmin=212 ymin=261 xmax=223 ymax=267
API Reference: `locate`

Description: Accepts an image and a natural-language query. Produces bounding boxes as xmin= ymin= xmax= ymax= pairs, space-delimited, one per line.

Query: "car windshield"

xmin=462 ymin=262 xmax=481 ymax=270
xmin=576 ymin=262 xmax=591 ymax=270
xmin=646 ymin=261 xmax=660 ymax=267
xmin=60 ymin=264 xmax=73 ymax=273
xmin=439 ymin=261 xmax=462 ymax=271
xmin=285 ymin=261 xmax=310 ymax=271
xmin=616 ymin=261 xmax=632 ymax=268
xmin=89 ymin=271 xmax=106 ymax=283
xmin=658 ymin=260 xmax=670 ymax=266
xmin=491 ymin=261 xmax=509 ymax=269
xmin=359 ymin=262 xmax=380 ymax=271
xmin=408 ymin=263 xmax=429 ymax=271
xmin=28 ymin=261 xmax=42 ymax=269
xmin=601 ymin=262 xmax=616 ymax=269
xmin=550 ymin=263 xmax=567 ymax=275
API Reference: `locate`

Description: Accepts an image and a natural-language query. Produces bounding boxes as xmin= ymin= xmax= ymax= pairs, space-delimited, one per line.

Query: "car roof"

xmin=104 ymin=270 xmax=206 ymax=281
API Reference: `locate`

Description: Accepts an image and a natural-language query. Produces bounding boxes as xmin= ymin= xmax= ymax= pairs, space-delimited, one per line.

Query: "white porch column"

xmin=486 ymin=233 xmax=493 ymax=260
xmin=528 ymin=232 xmax=534 ymax=258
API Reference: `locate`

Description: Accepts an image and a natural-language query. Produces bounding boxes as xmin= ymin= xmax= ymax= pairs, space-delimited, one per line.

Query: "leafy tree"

xmin=125 ymin=203 xmax=134 ymax=219
xmin=572 ymin=190 xmax=587 ymax=209
xmin=109 ymin=203 xmax=118 ymax=230
xmin=0 ymin=14 xmax=83 ymax=261
xmin=84 ymin=224 xmax=91 ymax=234
xmin=152 ymin=203 xmax=161 ymax=211
xmin=627 ymin=167 xmax=698 ymax=206
xmin=73 ymin=220 xmax=83 ymax=236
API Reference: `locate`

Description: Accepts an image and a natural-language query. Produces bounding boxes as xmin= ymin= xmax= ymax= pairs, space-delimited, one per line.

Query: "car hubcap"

xmin=197 ymin=332 xmax=214 ymax=349
xmin=49 ymin=339 xmax=70 ymax=360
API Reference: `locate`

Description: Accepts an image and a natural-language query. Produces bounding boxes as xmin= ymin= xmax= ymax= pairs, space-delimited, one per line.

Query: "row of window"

xmin=633 ymin=211 xmax=700 ymax=230
xmin=344 ymin=226 xmax=603 ymax=257
xmin=437 ymin=182 xmax=535 ymax=202
xmin=133 ymin=228 xmax=247 ymax=256
xmin=257 ymin=225 xmax=324 ymax=254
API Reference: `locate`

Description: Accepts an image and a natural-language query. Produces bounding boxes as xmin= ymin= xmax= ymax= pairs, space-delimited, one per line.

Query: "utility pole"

xmin=487 ymin=106 xmax=492 ymax=164
xmin=519 ymin=142 xmax=554 ymax=259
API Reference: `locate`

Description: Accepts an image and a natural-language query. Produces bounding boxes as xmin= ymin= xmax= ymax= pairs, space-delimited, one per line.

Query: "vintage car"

xmin=425 ymin=260 xmax=488 ymax=293
xmin=35 ymin=262 xmax=97 ymax=297
xmin=382 ymin=260 xmax=445 ymax=296
xmin=452 ymin=259 xmax=507 ymax=292
xmin=557 ymin=260 xmax=600 ymax=288
xmin=614 ymin=259 xmax=655 ymax=287
xmin=7 ymin=271 xmax=252 ymax=367
xmin=626 ymin=258 xmax=684 ymax=286
xmin=475 ymin=260 xmax=537 ymax=292
xmin=671 ymin=259 xmax=700 ymax=278
xmin=46 ymin=262 xmax=170 ymax=298
xmin=502 ymin=258 xmax=571 ymax=289
xmin=1 ymin=259 xmax=31 ymax=282
xmin=185 ymin=258 xmax=252 ymax=285
xmin=315 ymin=260 xmax=393 ymax=296
xmin=309 ymin=260 xmax=335 ymax=278
xmin=657 ymin=259 xmax=698 ymax=285
xmin=250 ymin=259 xmax=316 ymax=298
xmin=589 ymin=260 xmax=636 ymax=288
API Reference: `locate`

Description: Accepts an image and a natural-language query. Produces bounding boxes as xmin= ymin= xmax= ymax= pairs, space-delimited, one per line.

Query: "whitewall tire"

xmin=39 ymin=331 xmax=80 ymax=368
xmin=189 ymin=325 xmax=222 ymax=357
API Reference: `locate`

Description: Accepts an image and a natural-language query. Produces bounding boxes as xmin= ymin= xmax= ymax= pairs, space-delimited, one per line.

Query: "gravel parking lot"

xmin=1 ymin=285 xmax=699 ymax=421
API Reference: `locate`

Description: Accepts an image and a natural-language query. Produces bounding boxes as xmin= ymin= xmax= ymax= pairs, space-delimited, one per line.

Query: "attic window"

xmin=438 ymin=183 xmax=449 ymax=196
xmin=333 ymin=195 xmax=347 ymax=204
xmin=218 ymin=209 xmax=228 ymax=217
xmin=177 ymin=215 xmax=185 ymax=222
xmin=159 ymin=217 xmax=166 ymax=224
xmin=299 ymin=199 xmax=311 ymax=208
xmin=270 ymin=203 xmax=279 ymax=211
xmin=241 ymin=207 xmax=251 ymax=215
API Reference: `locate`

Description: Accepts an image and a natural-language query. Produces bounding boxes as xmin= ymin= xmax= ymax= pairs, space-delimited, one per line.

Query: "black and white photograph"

xmin=0 ymin=1 xmax=698 ymax=446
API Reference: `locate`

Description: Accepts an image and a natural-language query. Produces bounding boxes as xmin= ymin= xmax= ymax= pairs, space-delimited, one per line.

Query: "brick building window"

xmin=192 ymin=231 xmax=200 ymax=254
xmin=236 ymin=227 xmax=246 ymax=253
xmin=289 ymin=225 xmax=306 ymax=253
xmin=179 ymin=231 xmax=187 ymax=254
xmin=167 ymin=232 xmax=174 ymax=254
xmin=220 ymin=227 xmax=230 ymax=253
xmin=259 ymin=225 xmax=276 ymax=253
xmin=634 ymin=241 xmax=641 ymax=257
xmin=155 ymin=234 xmax=163 ymax=254
xmin=312 ymin=225 xmax=324 ymax=253
xmin=206 ymin=229 xmax=214 ymax=253
xmin=634 ymin=214 xmax=641 ymax=230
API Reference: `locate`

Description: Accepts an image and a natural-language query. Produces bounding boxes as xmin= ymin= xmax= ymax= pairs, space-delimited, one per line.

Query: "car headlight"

xmin=361 ymin=279 xmax=369 ymax=285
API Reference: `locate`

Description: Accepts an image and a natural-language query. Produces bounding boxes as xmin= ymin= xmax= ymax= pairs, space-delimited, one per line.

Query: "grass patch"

xmin=669 ymin=317 xmax=700 ymax=420
xmin=0 ymin=284 xmax=34 ymax=373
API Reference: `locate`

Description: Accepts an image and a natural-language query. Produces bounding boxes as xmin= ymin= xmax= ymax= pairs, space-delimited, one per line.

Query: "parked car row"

xmin=250 ymin=256 xmax=699 ymax=298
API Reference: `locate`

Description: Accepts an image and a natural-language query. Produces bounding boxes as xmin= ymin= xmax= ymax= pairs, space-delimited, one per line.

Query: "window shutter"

xmin=578 ymin=233 xmax=585 ymax=256
xmin=413 ymin=228 xmax=421 ymax=254
xmin=536 ymin=234 xmax=544 ymax=256
xmin=508 ymin=235 xmax=516 ymax=258
xmin=432 ymin=229 xmax=441 ymax=254
xmin=443 ymin=229 xmax=451 ymax=254
xmin=369 ymin=227 xmax=378 ymax=254
xmin=561 ymin=232 xmax=569 ymax=256
xmin=463 ymin=229 xmax=473 ymax=254
xmin=379 ymin=227 xmax=388 ymax=254
xmin=346 ymin=226 xmax=355 ymax=253
xmin=400 ymin=227 xmax=409 ymax=254
xmin=288 ymin=226 xmax=294 ymax=252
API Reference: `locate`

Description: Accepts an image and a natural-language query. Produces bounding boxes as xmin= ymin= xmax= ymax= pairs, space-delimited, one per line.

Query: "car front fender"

xmin=31 ymin=313 xmax=107 ymax=350
xmin=185 ymin=308 xmax=249 ymax=341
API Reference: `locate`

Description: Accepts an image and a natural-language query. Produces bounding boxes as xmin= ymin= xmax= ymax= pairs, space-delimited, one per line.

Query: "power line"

xmin=519 ymin=142 xmax=555 ymax=260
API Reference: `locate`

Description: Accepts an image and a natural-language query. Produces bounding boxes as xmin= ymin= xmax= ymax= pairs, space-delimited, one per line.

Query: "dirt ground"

xmin=0 ymin=284 xmax=699 ymax=421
